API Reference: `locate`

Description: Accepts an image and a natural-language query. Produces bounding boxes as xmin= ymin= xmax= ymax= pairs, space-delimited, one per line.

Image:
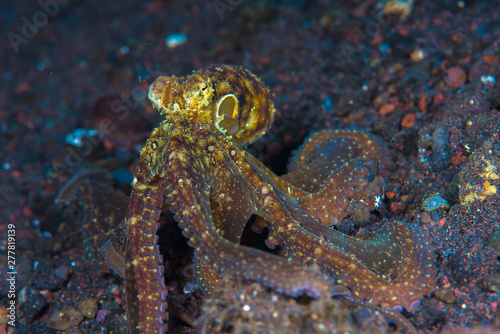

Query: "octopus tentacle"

xmin=163 ymin=133 xmax=335 ymax=299
xmin=213 ymin=129 xmax=437 ymax=312
xmin=252 ymin=211 xmax=437 ymax=312
xmin=100 ymin=236 xmax=126 ymax=278
xmin=332 ymin=222 xmax=437 ymax=312
xmin=283 ymin=130 xmax=381 ymax=226
xmin=125 ymin=159 xmax=168 ymax=333
xmin=78 ymin=180 xmax=128 ymax=274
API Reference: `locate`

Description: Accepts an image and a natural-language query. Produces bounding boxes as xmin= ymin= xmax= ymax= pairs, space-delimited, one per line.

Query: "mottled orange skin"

xmin=89 ymin=65 xmax=437 ymax=333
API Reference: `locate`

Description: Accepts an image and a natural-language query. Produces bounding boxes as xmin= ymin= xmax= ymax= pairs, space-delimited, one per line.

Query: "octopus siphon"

xmin=82 ymin=64 xmax=437 ymax=333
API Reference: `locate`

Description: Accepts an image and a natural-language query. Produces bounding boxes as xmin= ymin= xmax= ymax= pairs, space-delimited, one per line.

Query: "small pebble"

xmin=401 ymin=113 xmax=418 ymax=128
xmin=347 ymin=202 xmax=370 ymax=225
xmin=46 ymin=306 xmax=84 ymax=331
xmin=183 ymin=282 xmax=194 ymax=294
xmin=378 ymin=103 xmax=395 ymax=116
xmin=100 ymin=300 xmax=121 ymax=312
xmin=488 ymin=230 xmax=500 ymax=252
xmin=33 ymin=262 xmax=69 ymax=290
xmin=96 ymin=309 xmax=110 ymax=324
xmin=390 ymin=202 xmax=406 ymax=215
xmin=55 ymin=265 xmax=70 ymax=281
xmin=321 ymin=95 xmax=333 ymax=114
xmin=422 ymin=193 xmax=449 ymax=212
xmin=481 ymin=75 xmax=496 ymax=85
xmin=420 ymin=211 xmax=431 ymax=224
xmin=444 ymin=67 xmax=467 ymax=89
xmin=110 ymin=285 xmax=121 ymax=296
xmin=432 ymin=126 xmax=451 ymax=170
xmin=65 ymin=128 xmax=98 ymax=148
xmin=78 ymin=298 xmax=98 ymax=319
xmin=410 ymin=47 xmax=425 ymax=61
xmin=483 ymin=274 xmax=500 ymax=293
xmin=166 ymin=33 xmax=187 ymax=48
xmin=0 ymin=308 xmax=8 ymax=328
xmin=434 ymin=287 xmax=457 ymax=304
xmin=18 ymin=287 xmax=47 ymax=323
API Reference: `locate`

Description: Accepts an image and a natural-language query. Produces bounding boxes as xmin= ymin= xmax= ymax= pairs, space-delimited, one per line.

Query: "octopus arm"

xmin=164 ymin=137 xmax=335 ymax=299
xmin=222 ymin=130 xmax=437 ymax=312
xmin=125 ymin=159 xmax=169 ymax=334
xmin=78 ymin=180 xmax=128 ymax=274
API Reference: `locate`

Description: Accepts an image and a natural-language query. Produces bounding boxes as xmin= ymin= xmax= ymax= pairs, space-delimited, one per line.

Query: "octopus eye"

xmin=218 ymin=94 xmax=237 ymax=118
xmin=200 ymin=83 xmax=208 ymax=91
xmin=216 ymin=94 xmax=239 ymax=135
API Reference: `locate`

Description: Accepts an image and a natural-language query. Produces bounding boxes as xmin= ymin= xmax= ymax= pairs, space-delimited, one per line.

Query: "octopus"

xmin=80 ymin=64 xmax=437 ymax=333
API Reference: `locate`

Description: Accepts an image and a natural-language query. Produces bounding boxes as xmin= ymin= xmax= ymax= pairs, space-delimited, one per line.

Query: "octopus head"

xmin=148 ymin=64 xmax=276 ymax=145
xmin=148 ymin=72 xmax=214 ymax=119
